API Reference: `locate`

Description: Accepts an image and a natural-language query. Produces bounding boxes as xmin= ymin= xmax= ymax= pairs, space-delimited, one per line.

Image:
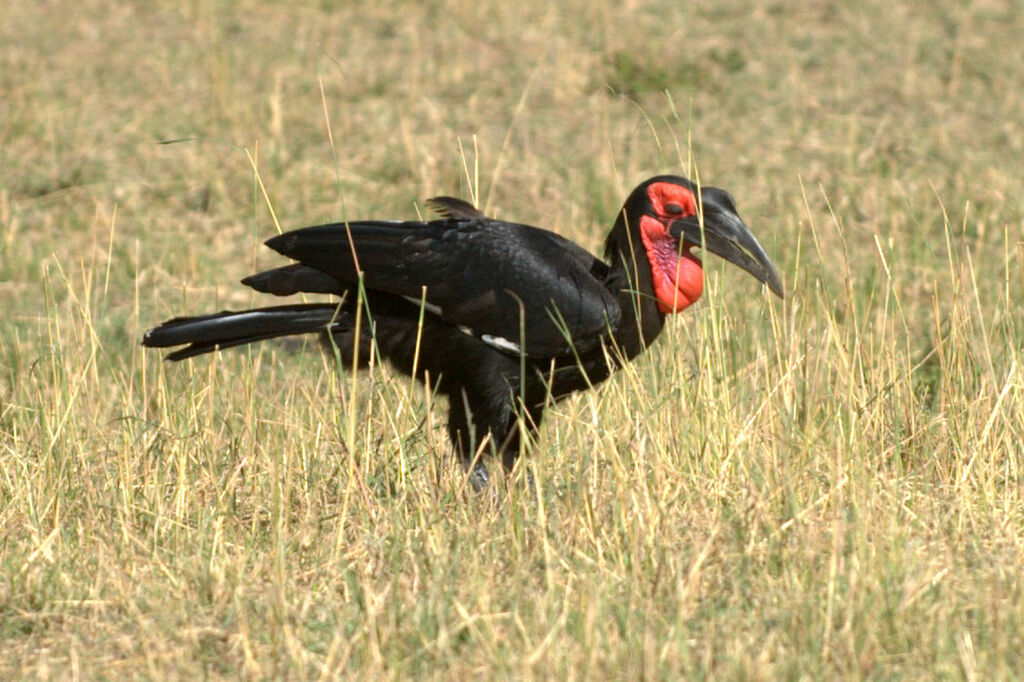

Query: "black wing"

xmin=263 ymin=218 xmax=620 ymax=357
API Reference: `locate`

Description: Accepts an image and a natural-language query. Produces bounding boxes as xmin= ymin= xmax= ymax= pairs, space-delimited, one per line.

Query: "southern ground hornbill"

xmin=143 ymin=175 xmax=783 ymax=485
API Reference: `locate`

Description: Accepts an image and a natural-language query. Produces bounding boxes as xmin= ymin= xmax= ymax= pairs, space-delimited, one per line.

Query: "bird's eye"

xmin=664 ymin=202 xmax=684 ymax=216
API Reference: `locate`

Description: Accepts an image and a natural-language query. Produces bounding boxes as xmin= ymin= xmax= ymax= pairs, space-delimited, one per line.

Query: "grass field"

xmin=3 ymin=0 xmax=1023 ymax=678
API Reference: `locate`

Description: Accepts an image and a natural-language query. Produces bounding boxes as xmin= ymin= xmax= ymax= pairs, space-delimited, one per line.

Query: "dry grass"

xmin=2 ymin=0 xmax=1023 ymax=678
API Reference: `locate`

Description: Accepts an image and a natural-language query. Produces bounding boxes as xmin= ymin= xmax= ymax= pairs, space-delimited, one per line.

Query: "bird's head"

xmin=610 ymin=175 xmax=784 ymax=314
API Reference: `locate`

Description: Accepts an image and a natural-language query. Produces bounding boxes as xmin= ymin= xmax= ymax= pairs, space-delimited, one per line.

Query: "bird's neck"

xmin=605 ymin=231 xmax=667 ymax=359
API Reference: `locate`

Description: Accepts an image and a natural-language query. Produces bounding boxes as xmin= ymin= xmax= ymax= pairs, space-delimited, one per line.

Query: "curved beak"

xmin=669 ymin=192 xmax=784 ymax=299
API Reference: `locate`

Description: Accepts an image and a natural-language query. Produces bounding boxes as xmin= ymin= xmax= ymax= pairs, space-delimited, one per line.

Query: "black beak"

xmin=669 ymin=188 xmax=784 ymax=299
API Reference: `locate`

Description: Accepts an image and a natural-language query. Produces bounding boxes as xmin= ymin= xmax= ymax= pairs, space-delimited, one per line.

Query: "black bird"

xmin=143 ymin=175 xmax=783 ymax=483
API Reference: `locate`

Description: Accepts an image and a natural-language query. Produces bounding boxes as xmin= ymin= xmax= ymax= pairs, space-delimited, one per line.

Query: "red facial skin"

xmin=639 ymin=182 xmax=703 ymax=314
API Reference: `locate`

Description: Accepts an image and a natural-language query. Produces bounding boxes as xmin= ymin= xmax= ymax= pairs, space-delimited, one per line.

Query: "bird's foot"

xmin=464 ymin=458 xmax=493 ymax=493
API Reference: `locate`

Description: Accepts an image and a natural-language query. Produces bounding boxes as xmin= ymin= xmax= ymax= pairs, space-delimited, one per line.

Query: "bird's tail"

xmin=142 ymin=303 xmax=343 ymax=361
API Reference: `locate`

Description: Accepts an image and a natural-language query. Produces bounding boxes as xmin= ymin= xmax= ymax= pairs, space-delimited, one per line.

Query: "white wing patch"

xmin=481 ymin=334 xmax=522 ymax=354
xmin=412 ymin=313 xmax=519 ymax=355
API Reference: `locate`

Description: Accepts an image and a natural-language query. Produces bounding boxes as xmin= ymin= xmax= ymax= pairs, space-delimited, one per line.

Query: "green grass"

xmin=2 ymin=0 xmax=1023 ymax=677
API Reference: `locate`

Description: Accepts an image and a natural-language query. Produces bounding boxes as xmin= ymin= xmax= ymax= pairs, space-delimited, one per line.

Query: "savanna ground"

xmin=2 ymin=0 xmax=1023 ymax=678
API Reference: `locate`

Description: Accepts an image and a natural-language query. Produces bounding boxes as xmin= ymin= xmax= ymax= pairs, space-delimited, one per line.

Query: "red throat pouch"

xmin=639 ymin=215 xmax=704 ymax=313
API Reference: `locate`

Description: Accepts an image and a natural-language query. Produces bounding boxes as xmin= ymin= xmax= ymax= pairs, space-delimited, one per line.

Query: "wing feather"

xmin=264 ymin=218 xmax=620 ymax=356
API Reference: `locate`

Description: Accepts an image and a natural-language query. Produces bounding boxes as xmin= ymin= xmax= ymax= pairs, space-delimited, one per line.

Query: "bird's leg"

xmin=496 ymin=413 xmax=531 ymax=472
xmin=496 ymin=391 xmax=547 ymax=471
xmin=446 ymin=393 xmax=495 ymax=491
xmin=447 ymin=374 xmax=549 ymax=490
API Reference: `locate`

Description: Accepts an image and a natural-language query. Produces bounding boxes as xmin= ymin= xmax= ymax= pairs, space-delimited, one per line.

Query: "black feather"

xmin=242 ymin=264 xmax=343 ymax=296
xmin=143 ymin=303 xmax=342 ymax=359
